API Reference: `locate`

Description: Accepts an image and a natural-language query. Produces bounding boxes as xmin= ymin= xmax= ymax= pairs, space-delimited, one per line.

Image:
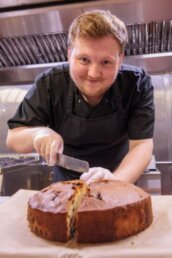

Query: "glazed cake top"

xmin=28 ymin=180 xmax=85 ymax=213
xmin=78 ymin=180 xmax=150 ymax=211
xmin=28 ymin=179 xmax=150 ymax=213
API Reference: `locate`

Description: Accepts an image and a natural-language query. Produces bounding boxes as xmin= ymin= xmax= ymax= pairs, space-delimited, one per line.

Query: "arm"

xmin=6 ymin=126 xmax=64 ymax=165
xmin=112 ymin=138 xmax=153 ymax=183
xmin=6 ymin=126 xmax=41 ymax=153
xmin=6 ymin=68 xmax=66 ymax=164
xmin=80 ymin=138 xmax=153 ymax=184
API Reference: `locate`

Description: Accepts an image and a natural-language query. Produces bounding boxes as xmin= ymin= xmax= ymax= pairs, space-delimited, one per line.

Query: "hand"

xmin=80 ymin=167 xmax=116 ymax=184
xmin=32 ymin=128 xmax=64 ymax=165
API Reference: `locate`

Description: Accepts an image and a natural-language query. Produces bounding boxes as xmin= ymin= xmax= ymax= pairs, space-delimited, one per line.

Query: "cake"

xmin=27 ymin=179 xmax=153 ymax=243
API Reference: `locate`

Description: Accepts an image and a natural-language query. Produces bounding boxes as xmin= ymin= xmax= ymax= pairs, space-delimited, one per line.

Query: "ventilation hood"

xmin=0 ymin=0 xmax=172 ymax=85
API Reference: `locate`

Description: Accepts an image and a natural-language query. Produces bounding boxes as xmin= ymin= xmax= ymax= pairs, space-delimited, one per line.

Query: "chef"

xmin=6 ymin=10 xmax=154 ymax=184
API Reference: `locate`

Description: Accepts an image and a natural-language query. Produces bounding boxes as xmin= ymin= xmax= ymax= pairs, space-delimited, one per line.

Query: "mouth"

xmin=86 ymin=78 xmax=101 ymax=82
xmin=85 ymin=79 xmax=102 ymax=86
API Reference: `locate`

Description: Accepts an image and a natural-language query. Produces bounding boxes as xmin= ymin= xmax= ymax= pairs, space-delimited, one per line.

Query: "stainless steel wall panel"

xmin=0 ymin=0 xmax=62 ymax=8
xmin=125 ymin=54 xmax=172 ymax=74
xmin=152 ymin=75 xmax=171 ymax=160
xmin=0 ymin=64 xmax=58 ymax=85
xmin=151 ymin=73 xmax=172 ymax=194
xmin=0 ymin=9 xmax=82 ymax=37
xmin=83 ymin=0 xmax=172 ymax=25
xmin=0 ymin=85 xmax=32 ymax=153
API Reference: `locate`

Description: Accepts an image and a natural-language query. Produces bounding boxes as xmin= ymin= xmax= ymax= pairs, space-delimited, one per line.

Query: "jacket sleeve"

xmin=126 ymin=70 xmax=155 ymax=140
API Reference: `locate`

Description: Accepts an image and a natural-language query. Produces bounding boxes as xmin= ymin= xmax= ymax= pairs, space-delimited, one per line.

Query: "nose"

xmin=87 ymin=63 xmax=101 ymax=79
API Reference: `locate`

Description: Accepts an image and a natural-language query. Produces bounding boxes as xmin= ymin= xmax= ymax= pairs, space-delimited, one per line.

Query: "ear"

xmin=119 ymin=53 xmax=124 ymax=65
xmin=67 ymin=48 xmax=72 ymax=61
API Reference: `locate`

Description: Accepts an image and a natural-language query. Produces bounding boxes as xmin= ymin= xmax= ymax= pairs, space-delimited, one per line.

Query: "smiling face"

xmin=68 ymin=35 xmax=123 ymax=106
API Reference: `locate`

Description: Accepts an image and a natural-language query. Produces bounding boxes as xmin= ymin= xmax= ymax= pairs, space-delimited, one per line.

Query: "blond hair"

xmin=68 ymin=10 xmax=128 ymax=53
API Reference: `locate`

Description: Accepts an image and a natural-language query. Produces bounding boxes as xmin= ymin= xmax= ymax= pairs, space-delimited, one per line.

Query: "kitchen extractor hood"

xmin=0 ymin=0 xmax=172 ymax=84
xmin=0 ymin=20 xmax=171 ymax=67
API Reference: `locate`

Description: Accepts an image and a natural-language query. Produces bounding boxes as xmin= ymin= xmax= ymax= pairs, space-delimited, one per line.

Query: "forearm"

xmin=6 ymin=126 xmax=45 ymax=153
xmin=113 ymin=139 xmax=153 ymax=183
xmin=6 ymin=126 xmax=64 ymax=165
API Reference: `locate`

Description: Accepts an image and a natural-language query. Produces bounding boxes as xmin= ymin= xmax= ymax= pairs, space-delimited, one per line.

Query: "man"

xmin=6 ymin=10 xmax=154 ymax=184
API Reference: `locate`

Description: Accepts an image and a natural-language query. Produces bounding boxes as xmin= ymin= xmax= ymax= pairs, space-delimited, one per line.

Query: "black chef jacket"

xmin=7 ymin=62 xmax=154 ymax=181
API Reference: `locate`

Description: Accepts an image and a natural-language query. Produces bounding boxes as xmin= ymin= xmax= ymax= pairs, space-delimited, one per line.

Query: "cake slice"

xmin=76 ymin=180 xmax=153 ymax=243
xmin=27 ymin=180 xmax=88 ymax=242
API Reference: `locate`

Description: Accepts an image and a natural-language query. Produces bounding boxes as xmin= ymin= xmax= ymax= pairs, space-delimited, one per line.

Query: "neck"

xmin=81 ymin=94 xmax=104 ymax=107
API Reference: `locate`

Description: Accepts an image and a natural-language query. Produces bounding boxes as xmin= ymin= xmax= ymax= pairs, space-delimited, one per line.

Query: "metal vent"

xmin=0 ymin=20 xmax=172 ymax=67
xmin=0 ymin=33 xmax=68 ymax=67
xmin=125 ymin=20 xmax=172 ymax=56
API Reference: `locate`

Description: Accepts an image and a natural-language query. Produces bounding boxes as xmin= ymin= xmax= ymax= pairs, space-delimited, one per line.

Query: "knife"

xmin=56 ymin=153 xmax=89 ymax=173
xmin=1 ymin=153 xmax=89 ymax=174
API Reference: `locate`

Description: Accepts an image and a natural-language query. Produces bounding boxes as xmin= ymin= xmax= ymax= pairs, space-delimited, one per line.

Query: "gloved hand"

xmin=80 ymin=167 xmax=116 ymax=184
xmin=32 ymin=127 xmax=64 ymax=165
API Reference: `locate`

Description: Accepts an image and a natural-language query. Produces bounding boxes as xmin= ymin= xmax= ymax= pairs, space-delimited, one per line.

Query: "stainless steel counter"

xmin=136 ymin=170 xmax=161 ymax=195
xmin=0 ymin=154 xmax=52 ymax=196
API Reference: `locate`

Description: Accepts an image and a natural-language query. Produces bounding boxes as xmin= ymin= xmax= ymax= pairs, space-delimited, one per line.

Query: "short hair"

xmin=68 ymin=9 xmax=128 ymax=53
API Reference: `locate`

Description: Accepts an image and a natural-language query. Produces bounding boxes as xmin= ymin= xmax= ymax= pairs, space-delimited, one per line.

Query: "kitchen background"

xmin=0 ymin=0 xmax=172 ymax=195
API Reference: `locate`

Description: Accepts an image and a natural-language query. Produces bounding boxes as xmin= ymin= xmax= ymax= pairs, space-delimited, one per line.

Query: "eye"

xmin=78 ymin=56 xmax=89 ymax=64
xmin=102 ymin=59 xmax=113 ymax=66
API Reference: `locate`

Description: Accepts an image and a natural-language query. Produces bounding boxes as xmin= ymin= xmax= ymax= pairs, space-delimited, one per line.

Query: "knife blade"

xmin=1 ymin=153 xmax=89 ymax=174
xmin=56 ymin=153 xmax=89 ymax=173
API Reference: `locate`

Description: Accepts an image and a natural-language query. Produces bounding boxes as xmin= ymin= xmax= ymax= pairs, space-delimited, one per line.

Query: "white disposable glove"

xmin=80 ymin=167 xmax=115 ymax=184
xmin=32 ymin=128 xmax=64 ymax=165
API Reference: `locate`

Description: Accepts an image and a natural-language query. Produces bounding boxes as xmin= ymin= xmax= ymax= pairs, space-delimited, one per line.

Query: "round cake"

xmin=27 ymin=179 xmax=153 ymax=243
